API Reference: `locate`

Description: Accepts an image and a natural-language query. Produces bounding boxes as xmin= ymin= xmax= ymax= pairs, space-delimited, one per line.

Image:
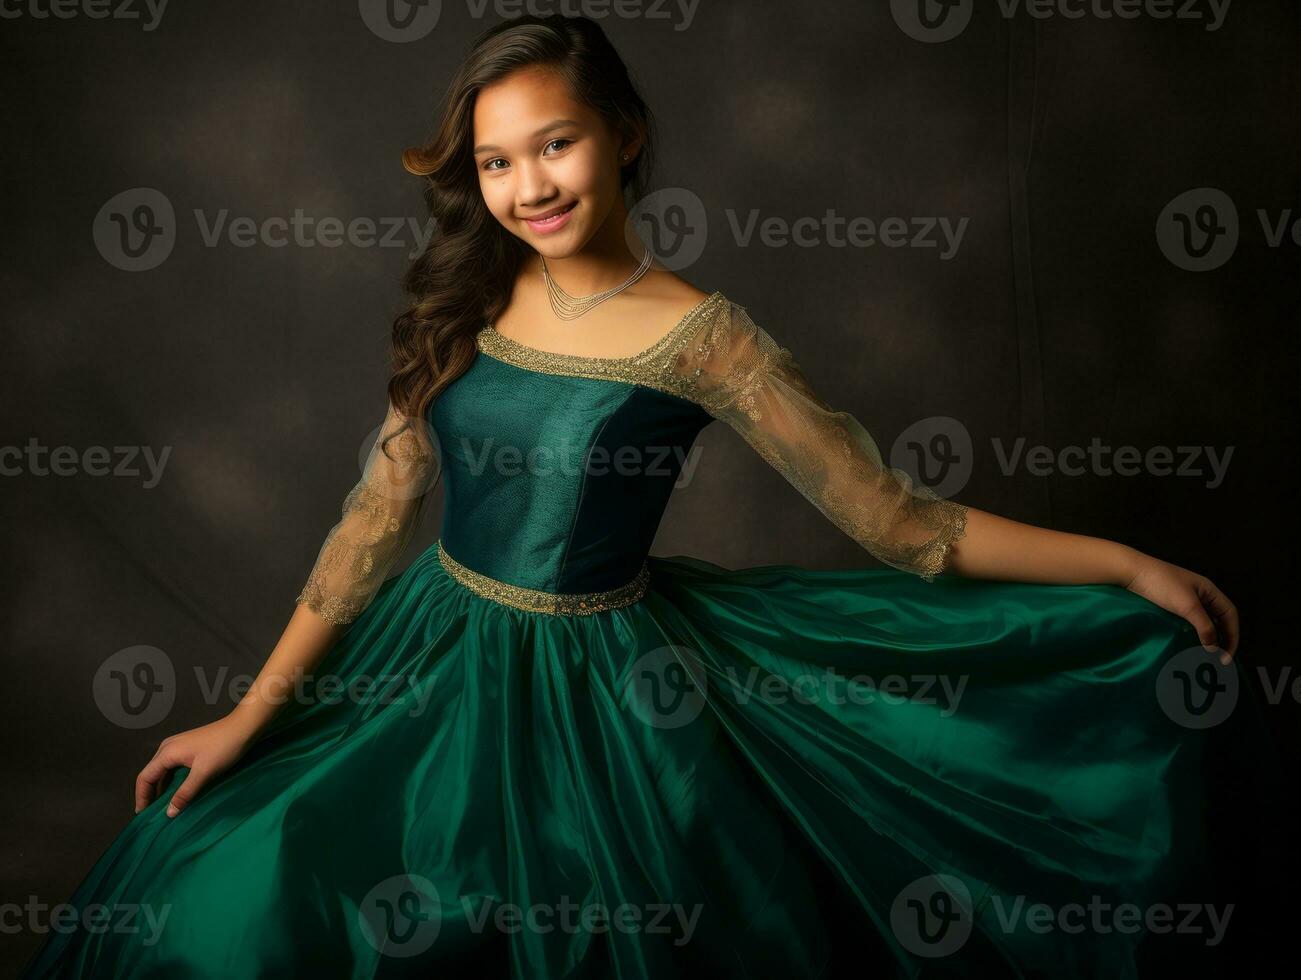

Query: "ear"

xmin=617 ymin=127 xmax=645 ymax=167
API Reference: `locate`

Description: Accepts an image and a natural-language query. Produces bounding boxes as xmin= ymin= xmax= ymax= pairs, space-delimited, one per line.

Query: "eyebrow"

xmin=473 ymin=119 xmax=581 ymax=155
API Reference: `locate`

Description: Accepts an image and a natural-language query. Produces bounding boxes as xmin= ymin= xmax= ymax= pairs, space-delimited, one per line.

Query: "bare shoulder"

xmin=634 ymin=273 xmax=717 ymax=325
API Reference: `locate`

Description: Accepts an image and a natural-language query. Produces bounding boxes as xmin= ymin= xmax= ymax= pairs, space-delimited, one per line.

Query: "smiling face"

xmin=472 ymin=65 xmax=638 ymax=258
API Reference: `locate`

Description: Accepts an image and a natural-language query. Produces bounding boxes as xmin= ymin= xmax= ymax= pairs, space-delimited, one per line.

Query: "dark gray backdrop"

xmin=3 ymin=1 xmax=1295 ymax=972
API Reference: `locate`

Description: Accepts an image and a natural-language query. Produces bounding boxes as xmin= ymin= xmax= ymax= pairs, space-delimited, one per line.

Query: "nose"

xmin=515 ymin=158 xmax=558 ymax=210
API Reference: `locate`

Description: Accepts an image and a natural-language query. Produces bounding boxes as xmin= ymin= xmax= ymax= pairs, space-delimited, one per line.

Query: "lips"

xmin=523 ymin=202 xmax=577 ymax=230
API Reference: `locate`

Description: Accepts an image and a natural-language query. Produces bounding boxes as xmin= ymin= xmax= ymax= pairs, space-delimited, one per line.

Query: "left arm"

xmin=948 ymin=508 xmax=1238 ymax=662
xmin=674 ymin=298 xmax=1238 ymax=662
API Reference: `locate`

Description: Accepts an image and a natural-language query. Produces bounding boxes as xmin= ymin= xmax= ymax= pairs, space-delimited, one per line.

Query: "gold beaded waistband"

xmin=435 ymin=540 xmax=650 ymax=616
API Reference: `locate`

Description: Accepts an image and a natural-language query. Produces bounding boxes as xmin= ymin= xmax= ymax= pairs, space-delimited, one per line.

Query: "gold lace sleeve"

xmin=295 ymin=399 xmax=440 ymax=625
xmin=673 ymin=298 xmax=967 ymax=579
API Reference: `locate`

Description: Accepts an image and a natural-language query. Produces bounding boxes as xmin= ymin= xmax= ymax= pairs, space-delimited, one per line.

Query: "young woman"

xmin=23 ymin=14 xmax=1241 ymax=979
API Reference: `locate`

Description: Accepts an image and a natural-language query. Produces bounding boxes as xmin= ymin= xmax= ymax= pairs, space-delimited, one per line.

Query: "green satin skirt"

xmin=21 ymin=544 xmax=1228 ymax=978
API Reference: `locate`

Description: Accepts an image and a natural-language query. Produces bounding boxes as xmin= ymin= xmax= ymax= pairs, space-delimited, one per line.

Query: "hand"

xmin=1124 ymin=555 xmax=1239 ymax=664
xmin=134 ymin=713 xmax=260 ymax=818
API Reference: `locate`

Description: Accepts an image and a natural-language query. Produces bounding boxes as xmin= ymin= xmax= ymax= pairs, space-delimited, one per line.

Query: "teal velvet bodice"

xmin=295 ymin=290 xmax=969 ymax=628
xmin=432 ymin=351 xmax=714 ymax=593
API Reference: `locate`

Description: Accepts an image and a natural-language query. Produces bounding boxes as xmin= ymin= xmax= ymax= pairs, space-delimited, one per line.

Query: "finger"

xmin=1198 ymin=581 xmax=1240 ymax=662
xmin=166 ymin=767 xmax=209 ymax=818
xmin=1219 ymin=603 xmax=1240 ymax=661
xmin=1208 ymin=599 xmax=1238 ymax=660
xmin=134 ymin=748 xmax=180 ymax=814
xmin=1181 ymin=602 xmax=1219 ymax=656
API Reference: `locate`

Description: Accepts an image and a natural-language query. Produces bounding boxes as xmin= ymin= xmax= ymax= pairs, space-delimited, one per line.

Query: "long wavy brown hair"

xmin=386 ymin=13 xmax=657 ymax=442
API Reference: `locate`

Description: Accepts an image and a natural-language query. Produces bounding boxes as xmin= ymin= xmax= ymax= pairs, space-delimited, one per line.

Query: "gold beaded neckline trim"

xmin=435 ymin=540 xmax=650 ymax=616
xmin=477 ymin=290 xmax=725 ymax=376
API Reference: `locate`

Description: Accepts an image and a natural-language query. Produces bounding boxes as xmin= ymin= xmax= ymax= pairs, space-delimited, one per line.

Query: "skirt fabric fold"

xmin=21 ymin=544 xmax=1223 ymax=979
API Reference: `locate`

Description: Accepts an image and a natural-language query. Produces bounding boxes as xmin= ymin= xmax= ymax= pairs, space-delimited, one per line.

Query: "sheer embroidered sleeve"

xmin=672 ymin=297 xmax=967 ymax=579
xmin=295 ymin=399 xmax=440 ymax=625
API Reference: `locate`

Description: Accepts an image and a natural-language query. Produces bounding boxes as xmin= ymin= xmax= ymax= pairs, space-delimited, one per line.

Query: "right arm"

xmin=134 ymin=399 xmax=439 ymax=817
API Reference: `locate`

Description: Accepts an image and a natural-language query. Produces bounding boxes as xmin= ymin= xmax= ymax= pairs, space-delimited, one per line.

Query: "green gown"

xmin=21 ymin=291 xmax=1229 ymax=978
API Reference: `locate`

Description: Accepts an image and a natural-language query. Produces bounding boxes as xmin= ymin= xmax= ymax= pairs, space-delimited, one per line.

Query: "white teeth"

xmin=532 ymin=204 xmax=573 ymax=223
